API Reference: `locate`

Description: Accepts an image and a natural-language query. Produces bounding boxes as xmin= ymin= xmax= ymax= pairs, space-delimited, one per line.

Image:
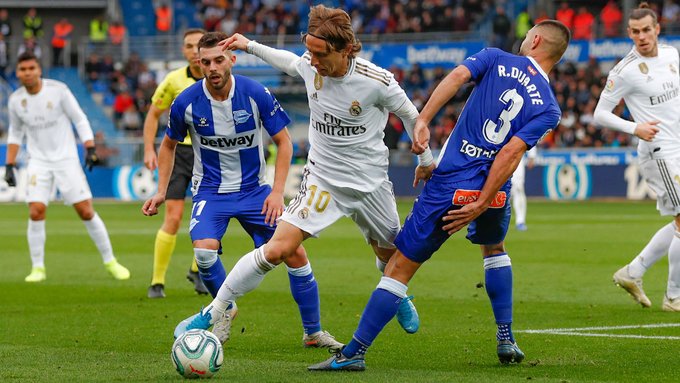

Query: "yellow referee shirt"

xmin=151 ymin=65 xmax=202 ymax=145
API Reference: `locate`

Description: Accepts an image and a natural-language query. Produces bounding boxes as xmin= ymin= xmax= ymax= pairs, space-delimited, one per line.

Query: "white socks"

xmin=27 ymin=219 xmax=46 ymax=268
xmin=628 ymin=222 xmax=675 ymax=279
xmin=511 ymin=186 xmax=527 ymax=225
xmin=83 ymin=213 xmax=115 ymax=264
xmin=215 ymin=246 xmax=276 ymax=306
xmin=667 ymin=231 xmax=680 ymax=299
xmin=376 ymin=276 xmax=408 ymax=298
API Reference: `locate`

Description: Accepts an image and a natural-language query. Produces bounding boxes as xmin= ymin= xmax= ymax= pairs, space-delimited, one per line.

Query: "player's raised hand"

xmin=411 ymin=119 xmax=430 ymax=155
xmin=441 ymin=202 xmax=487 ymax=235
xmin=219 ymin=33 xmax=250 ymax=52
xmin=634 ymin=121 xmax=660 ymax=142
xmin=413 ymin=163 xmax=435 ymax=187
xmin=262 ymin=190 xmax=285 ymax=227
xmin=142 ymin=194 xmax=166 ymax=216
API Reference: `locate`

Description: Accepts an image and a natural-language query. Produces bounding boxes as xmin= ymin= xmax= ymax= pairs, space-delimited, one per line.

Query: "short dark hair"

xmin=198 ymin=31 xmax=228 ymax=51
xmin=17 ymin=52 xmax=40 ymax=66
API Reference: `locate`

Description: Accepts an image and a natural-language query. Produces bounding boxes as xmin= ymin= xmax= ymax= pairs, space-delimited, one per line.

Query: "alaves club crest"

xmin=349 ymin=100 xmax=362 ymax=116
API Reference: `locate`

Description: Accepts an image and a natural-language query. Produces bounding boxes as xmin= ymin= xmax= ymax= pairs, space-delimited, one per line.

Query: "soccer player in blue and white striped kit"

xmin=309 ymin=20 xmax=571 ymax=370
xmin=142 ymin=32 xmax=342 ymax=350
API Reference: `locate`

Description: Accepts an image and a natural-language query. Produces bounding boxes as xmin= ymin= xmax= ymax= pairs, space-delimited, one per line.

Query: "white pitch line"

xmin=518 ymin=323 xmax=680 ymax=333
xmin=516 ymin=323 xmax=680 ymax=340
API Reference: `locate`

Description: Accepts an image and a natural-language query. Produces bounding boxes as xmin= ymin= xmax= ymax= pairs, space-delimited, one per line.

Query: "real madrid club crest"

xmin=21 ymin=99 xmax=27 ymax=109
xmin=298 ymin=207 xmax=309 ymax=220
xmin=314 ymin=73 xmax=323 ymax=90
xmin=349 ymin=100 xmax=362 ymax=116
xmin=46 ymin=101 xmax=53 ymax=110
xmin=671 ymin=64 xmax=677 ymax=74
xmin=639 ymin=62 xmax=649 ymax=74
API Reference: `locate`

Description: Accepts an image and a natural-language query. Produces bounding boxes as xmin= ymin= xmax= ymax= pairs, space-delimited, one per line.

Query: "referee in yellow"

xmin=143 ymin=29 xmax=208 ymax=298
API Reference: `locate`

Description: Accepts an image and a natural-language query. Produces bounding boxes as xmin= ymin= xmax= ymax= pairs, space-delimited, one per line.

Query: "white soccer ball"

xmin=171 ymin=329 xmax=224 ymax=379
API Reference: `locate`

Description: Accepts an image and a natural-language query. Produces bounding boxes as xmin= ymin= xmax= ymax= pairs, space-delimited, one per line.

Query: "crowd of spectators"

xmin=199 ymin=0 xmax=491 ymax=36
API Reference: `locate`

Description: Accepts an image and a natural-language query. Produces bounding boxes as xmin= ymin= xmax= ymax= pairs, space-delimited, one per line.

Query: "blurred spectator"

xmin=113 ymin=86 xmax=134 ymax=126
xmin=85 ymin=53 xmax=102 ymax=84
xmin=293 ymin=139 xmax=309 ymax=164
xmin=451 ymin=7 xmax=470 ymax=32
xmin=155 ymin=2 xmax=173 ymax=34
xmin=0 ymin=9 xmax=11 ymax=39
xmin=491 ymin=5 xmax=512 ymax=52
xmin=51 ymin=18 xmax=73 ymax=67
xmin=384 ymin=114 xmax=404 ymax=150
xmin=90 ymin=15 xmax=108 ymax=44
xmin=662 ymin=0 xmax=680 ymax=32
xmin=600 ymin=0 xmax=622 ymax=37
xmin=573 ymin=6 xmax=595 ymax=40
xmin=555 ymin=1 xmax=575 ymax=31
xmin=0 ymin=33 xmax=7 ymax=80
xmin=94 ymin=131 xmax=120 ymax=167
xmin=108 ymin=21 xmax=126 ymax=45
xmin=535 ymin=10 xmax=549 ymax=24
xmin=18 ymin=37 xmax=41 ymax=59
xmin=23 ymin=8 xmax=43 ymax=39
xmin=514 ymin=8 xmax=533 ymax=43
xmin=123 ymin=52 xmax=143 ymax=90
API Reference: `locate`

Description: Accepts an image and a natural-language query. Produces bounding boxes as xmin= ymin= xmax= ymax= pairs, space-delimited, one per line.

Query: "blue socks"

xmin=198 ymin=260 xmax=227 ymax=298
xmin=288 ymin=264 xmax=321 ymax=335
xmin=484 ymin=253 xmax=514 ymax=343
xmin=343 ymin=277 xmax=407 ymax=358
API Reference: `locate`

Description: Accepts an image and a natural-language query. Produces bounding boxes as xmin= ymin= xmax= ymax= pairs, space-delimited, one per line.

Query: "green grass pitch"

xmin=0 ymin=200 xmax=678 ymax=382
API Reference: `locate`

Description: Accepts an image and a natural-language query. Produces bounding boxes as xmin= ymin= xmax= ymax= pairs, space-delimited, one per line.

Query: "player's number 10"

xmin=306 ymin=185 xmax=331 ymax=213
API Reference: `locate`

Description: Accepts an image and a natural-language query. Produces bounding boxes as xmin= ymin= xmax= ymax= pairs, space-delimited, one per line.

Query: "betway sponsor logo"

xmin=407 ymin=45 xmax=468 ymax=65
xmin=589 ymin=40 xmax=632 ymax=59
xmin=200 ymin=133 xmax=254 ymax=149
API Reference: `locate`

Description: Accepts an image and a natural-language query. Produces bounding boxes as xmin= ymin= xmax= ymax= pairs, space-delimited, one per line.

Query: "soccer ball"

xmin=171 ymin=329 xmax=223 ymax=379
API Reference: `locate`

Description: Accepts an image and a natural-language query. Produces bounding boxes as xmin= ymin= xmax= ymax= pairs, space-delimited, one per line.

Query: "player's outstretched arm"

xmin=220 ymin=33 xmax=250 ymax=52
xmin=442 ymin=136 xmax=527 ymax=235
xmin=142 ymin=135 xmax=178 ymax=216
xmin=262 ymin=128 xmax=293 ymax=226
xmin=418 ymin=65 xmax=471 ymax=126
xmin=221 ymin=33 xmax=301 ymax=77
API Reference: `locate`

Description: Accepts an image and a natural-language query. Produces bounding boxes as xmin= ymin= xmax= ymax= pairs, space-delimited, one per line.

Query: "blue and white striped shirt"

xmin=167 ymin=74 xmax=290 ymax=195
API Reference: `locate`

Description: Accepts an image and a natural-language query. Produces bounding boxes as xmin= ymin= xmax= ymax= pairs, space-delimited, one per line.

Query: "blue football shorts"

xmin=394 ymin=179 xmax=511 ymax=263
xmin=189 ymin=184 xmax=276 ymax=248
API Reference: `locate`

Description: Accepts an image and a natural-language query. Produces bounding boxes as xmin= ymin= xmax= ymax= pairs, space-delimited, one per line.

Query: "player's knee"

xmin=194 ymin=248 xmax=218 ymax=268
xmin=29 ymin=207 xmax=46 ymax=221
xmin=263 ymin=241 xmax=297 ymax=263
xmin=282 ymin=245 xmax=309 ymax=268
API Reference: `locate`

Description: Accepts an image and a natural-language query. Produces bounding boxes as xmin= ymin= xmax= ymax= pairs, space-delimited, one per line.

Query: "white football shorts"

xmin=26 ymin=160 xmax=92 ymax=205
xmin=640 ymin=157 xmax=680 ymax=216
xmin=281 ymin=167 xmax=400 ymax=249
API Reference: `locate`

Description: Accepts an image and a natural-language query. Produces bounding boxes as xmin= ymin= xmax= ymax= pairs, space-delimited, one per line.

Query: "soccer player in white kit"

xmin=511 ymin=147 xmax=537 ymax=231
xmin=173 ymin=5 xmax=435 ymax=340
xmin=593 ymin=3 xmax=680 ymax=311
xmin=3 ymin=52 xmax=130 ymax=282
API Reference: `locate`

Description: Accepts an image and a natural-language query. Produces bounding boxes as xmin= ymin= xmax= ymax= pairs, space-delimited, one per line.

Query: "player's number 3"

xmin=482 ymin=89 xmax=524 ymax=144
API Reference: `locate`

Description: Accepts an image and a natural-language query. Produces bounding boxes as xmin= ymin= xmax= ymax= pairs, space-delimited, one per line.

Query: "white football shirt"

xmin=288 ymin=55 xmax=414 ymax=192
xmin=600 ymin=45 xmax=680 ymax=160
xmin=7 ymin=79 xmax=94 ymax=167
